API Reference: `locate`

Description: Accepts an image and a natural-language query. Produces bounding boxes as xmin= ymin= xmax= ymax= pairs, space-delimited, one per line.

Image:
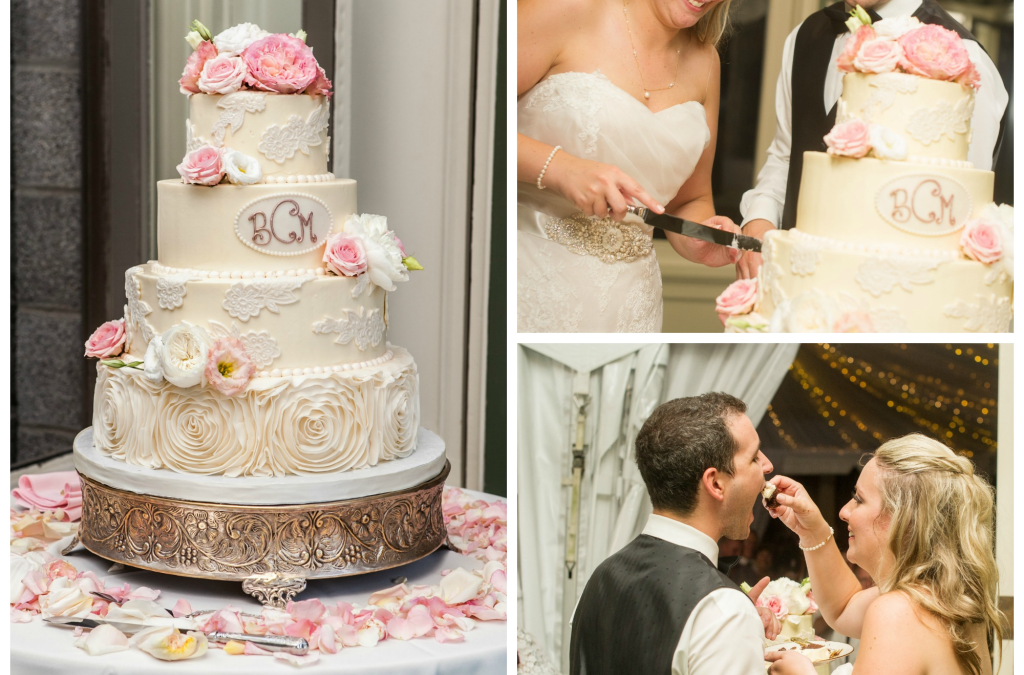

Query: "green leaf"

xmin=190 ymin=19 xmax=213 ymax=42
xmin=101 ymin=359 xmax=144 ymax=370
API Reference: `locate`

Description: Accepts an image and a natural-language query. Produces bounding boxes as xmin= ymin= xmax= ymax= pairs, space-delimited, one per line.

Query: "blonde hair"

xmin=693 ymin=0 xmax=734 ymax=47
xmin=872 ymin=434 xmax=1005 ymax=675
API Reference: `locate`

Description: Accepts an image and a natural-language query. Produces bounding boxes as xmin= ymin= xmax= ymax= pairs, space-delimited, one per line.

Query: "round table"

xmin=11 ymin=491 xmax=507 ymax=675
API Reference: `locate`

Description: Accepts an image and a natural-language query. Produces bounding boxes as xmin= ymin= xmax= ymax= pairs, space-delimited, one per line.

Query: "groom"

xmin=570 ymin=393 xmax=775 ymax=674
xmin=736 ymin=0 xmax=1009 ymax=279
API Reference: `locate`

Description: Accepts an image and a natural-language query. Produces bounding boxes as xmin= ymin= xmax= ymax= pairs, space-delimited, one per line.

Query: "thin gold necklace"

xmin=623 ymin=1 xmax=682 ymax=100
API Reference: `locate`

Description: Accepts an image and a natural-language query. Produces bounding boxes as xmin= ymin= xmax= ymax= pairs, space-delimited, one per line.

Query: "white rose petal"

xmin=160 ymin=323 xmax=211 ymax=388
xmin=343 ymin=214 xmax=410 ymax=294
xmin=75 ymin=623 xmax=131 ymax=656
xmin=869 ymin=125 xmax=908 ymax=161
xmin=40 ymin=577 xmax=94 ymax=618
xmin=223 ymin=150 xmax=263 ymax=185
xmin=872 ymin=15 xmax=923 ymax=40
xmin=213 ymin=22 xmax=270 ymax=56
xmin=144 ymin=336 xmax=165 ymax=383
xmin=439 ymin=567 xmax=484 ymax=604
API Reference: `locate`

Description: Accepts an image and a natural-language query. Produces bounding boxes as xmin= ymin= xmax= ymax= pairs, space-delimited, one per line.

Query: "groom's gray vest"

xmin=781 ymin=0 xmax=996 ymax=230
xmin=569 ymin=534 xmax=739 ymax=675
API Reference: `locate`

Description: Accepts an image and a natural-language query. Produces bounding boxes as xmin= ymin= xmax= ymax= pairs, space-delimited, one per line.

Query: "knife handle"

xmin=624 ymin=204 xmax=649 ymax=219
xmin=207 ymin=631 xmax=309 ymax=655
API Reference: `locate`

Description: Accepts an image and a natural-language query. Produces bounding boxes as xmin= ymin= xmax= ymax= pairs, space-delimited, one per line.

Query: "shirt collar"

xmin=876 ymin=0 xmax=922 ymax=20
xmin=642 ymin=514 xmax=720 ymax=567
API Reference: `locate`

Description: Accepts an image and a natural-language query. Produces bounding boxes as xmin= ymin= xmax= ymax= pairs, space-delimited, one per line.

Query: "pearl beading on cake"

xmin=787 ymin=230 xmax=962 ymax=260
xmin=907 ymin=156 xmax=973 ymax=169
xmin=151 ymin=262 xmax=328 ymax=278
xmin=256 ymin=350 xmax=394 ymax=379
xmin=262 ymin=173 xmax=336 ymax=184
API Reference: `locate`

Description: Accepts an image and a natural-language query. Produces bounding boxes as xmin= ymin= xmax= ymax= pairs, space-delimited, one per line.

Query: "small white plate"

xmin=765 ymin=640 xmax=854 ymax=664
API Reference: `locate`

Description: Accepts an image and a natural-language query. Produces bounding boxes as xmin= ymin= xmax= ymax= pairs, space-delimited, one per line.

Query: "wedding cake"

xmin=70 ymin=22 xmax=446 ymax=601
xmin=717 ymin=13 xmax=1013 ymax=333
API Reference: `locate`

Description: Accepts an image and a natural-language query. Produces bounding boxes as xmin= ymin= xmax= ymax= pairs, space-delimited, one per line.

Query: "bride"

xmin=518 ymin=0 xmax=741 ymax=333
xmin=765 ymin=434 xmax=1005 ymax=675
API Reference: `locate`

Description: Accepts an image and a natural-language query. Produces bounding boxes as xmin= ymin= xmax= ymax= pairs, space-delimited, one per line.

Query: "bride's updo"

xmin=872 ymin=434 xmax=1005 ymax=675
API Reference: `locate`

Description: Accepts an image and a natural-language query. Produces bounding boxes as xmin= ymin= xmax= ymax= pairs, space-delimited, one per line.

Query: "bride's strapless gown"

xmin=518 ymin=70 xmax=710 ymax=333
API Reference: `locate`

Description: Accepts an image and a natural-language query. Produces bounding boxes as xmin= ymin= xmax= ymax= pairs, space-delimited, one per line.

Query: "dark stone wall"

xmin=12 ymin=0 xmax=86 ymax=465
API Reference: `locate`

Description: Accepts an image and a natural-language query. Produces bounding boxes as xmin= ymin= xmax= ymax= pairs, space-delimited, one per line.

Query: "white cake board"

xmin=73 ymin=427 xmax=446 ymax=505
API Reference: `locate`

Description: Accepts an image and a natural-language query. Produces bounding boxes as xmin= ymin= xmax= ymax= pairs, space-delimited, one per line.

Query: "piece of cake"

xmin=762 ymin=483 xmax=780 ymax=509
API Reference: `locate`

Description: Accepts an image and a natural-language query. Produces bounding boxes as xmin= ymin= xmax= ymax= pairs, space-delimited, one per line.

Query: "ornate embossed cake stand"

xmin=67 ymin=428 xmax=451 ymax=608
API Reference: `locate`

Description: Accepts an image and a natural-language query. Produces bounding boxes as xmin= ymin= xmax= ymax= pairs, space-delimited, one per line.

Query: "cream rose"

xmin=39 ymin=577 xmax=94 ymax=618
xmin=222 ymin=150 xmax=263 ymax=185
xmin=868 ymin=125 xmax=908 ymax=161
xmin=93 ymin=367 xmax=144 ymax=462
xmin=159 ymin=323 xmax=211 ymax=388
xmin=376 ymin=364 xmax=420 ymax=462
xmin=153 ymin=389 xmax=250 ymax=476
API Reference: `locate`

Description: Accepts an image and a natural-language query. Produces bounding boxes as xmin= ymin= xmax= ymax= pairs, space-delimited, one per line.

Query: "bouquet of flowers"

xmin=742 ymin=577 xmax=818 ymax=641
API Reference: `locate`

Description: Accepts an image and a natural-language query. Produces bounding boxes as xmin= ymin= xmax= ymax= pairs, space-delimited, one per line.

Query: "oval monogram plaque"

xmin=235 ymin=193 xmax=334 ymax=256
xmin=875 ymin=174 xmax=971 ymax=236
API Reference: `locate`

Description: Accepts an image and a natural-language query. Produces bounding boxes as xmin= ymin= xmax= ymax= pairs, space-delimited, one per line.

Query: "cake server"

xmin=44 ymin=617 xmax=309 ymax=655
xmin=624 ymin=205 xmax=762 ymax=252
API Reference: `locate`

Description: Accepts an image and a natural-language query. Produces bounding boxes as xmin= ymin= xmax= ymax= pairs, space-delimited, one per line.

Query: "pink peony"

xmin=955 ymin=62 xmax=981 ymax=90
xmin=824 ymin=120 xmax=872 ymax=158
xmin=853 ymin=38 xmax=903 ymax=74
xmin=393 ymin=234 xmax=408 ymax=258
xmin=241 ymin=34 xmax=319 ymax=94
xmin=177 ymin=145 xmax=224 ymax=186
xmin=837 ymin=25 xmax=877 ymax=73
xmin=84 ymin=319 xmax=127 ymax=358
xmin=306 ymin=65 xmax=334 ymax=99
xmin=833 ymin=311 xmax=875 ymax=333
xmin=204 ymin=338 xmax=255 ymax=397
xmin=179 ymin=41 xmax=218 ymax=94
xmin=960 ymin=217 xmax=1003 ymax=264
xmin=757 ymin=596 xmax=789 ymax=620
xmin=715 ymin=279 xmax=758 ymax=324
xmin=197 ymin=54 xmax=248 ymax=95
xmin=323 ymin=234 xmax=368 ymax=277
xmin=898 ymin=25 xmax=972 ymax=81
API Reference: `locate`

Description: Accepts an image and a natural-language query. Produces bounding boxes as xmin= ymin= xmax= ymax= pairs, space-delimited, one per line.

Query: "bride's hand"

xmin=764 ymin=476 xmax=831 ymax=547
xmin=765 ymin=650 xmax=817 ymax=675
xmin=681 ymin=215 xmax=743 ymax=267
xmin=543 ymin=153 xmax=664 ymax=222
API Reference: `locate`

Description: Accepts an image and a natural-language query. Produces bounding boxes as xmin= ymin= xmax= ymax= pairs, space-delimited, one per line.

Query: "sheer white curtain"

xmin=517 ymin=342 xmax=799 ymax=668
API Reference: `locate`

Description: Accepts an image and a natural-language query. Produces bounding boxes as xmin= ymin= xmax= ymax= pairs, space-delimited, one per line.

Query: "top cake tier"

xmin=838 ymin=73 xmax=974 ymax=165
xmin=188 ymin=93 xmax=330 ymax=180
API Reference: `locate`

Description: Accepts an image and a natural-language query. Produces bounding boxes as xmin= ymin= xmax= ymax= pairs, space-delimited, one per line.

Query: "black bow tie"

xmin=823 ymin=2 xmax=883 ymax=34
xmin=718 ymin=555 xmax=740 ymax=575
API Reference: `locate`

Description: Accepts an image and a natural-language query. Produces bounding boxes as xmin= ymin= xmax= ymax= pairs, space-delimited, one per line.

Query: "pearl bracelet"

xmin=537 ymin=145 xmax=562 ymax=190
xmin=799 ymin=526 xmax=834 ymax=552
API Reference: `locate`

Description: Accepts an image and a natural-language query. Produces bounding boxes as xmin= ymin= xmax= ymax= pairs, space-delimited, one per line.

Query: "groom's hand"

xmin=747 ymin=575 xmax=781 ymax=640
xmin=736 ymin=219 xmax=776 ymax=280
xmin=681 ymin=215 xmax=742 ymax=267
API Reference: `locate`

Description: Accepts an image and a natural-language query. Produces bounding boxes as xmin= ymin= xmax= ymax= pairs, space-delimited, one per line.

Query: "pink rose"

xmin=197 ymin=54 xmax=248 ymax=95
xmin=84 ymin=319 xmax=126 ymax=358
xmin=824 ymin=120 xmax=871 ymax=158
xmin=241 ymin=34 xmax=319 ymax=94
xmin=955 ymin=62 xmax=981 ymax=90
xmin=44 ymin=560 xmax=79 ymax=582
xmin=960 ymin=217 xmax=1003 ymax=264
xmin=837 ymin=25 xmax=876 ymax=73
xmin=204 ymin=338 xmax=255 ymax=397
xmin=393 ymin=234 xmax=407 ymax=258
xmin=177 ymin=145 xmax=224 ymax=186
xmin=306 ymin=65 xmax=334 ymax=99
xmin=757 ymin=596 xmax=789 ymax=620
xmin=898 ymin=25 xmax=972 ymax=81
xmin=179 ymin=41 xmax=218 ymax=94
xmin=853 ymin=38 xmax=903 ymax=74
xmin=323 ymin=234 xmax=368 ymax=277
xmin=715 ymin=279 xmax=758 ymax=324
xmin=833 ymin=311 xmax=875 ymax=333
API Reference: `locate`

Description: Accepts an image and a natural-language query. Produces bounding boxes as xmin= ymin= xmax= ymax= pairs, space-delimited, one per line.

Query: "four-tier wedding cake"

xmin=717 ymin=13 xmax=1013 ymax=333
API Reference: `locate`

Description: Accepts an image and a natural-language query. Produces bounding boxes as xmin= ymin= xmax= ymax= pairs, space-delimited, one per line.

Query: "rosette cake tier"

xmin=718 ymin=18 xmax=1012 ymax=333
xmin=70 ymin=24 xmax=445 ymax=606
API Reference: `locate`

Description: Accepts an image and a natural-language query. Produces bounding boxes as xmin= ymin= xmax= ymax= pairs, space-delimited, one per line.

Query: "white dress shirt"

xmin=640 ymin=515 xmax=766 ymax=675
xmin=739 ymin=0 xmax=1009 ymax=228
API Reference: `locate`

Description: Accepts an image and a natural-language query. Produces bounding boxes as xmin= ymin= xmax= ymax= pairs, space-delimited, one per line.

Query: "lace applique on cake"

xmin=867 ymin=306 xmax=907 ymax=333
xmin=210 ymin=92 xmax=267 ymax=147
xmin=222 ymin=277 xmax=314 ymax=322
xmin=905 ymin=96 xmax=973 ymax=146
xmin=124 ymin=267 xmax=156 ymax=344
xmin=258 ymin=103 xmax=330 ymax=163
xmin=185 ymin=119 xmax=204 ymax=152
xmin=854 ymin=257 xmax=943 ymax=297
xmin=208 ymin=320 xmax=281 ymax=369
xmin=616 ymin=251 xmax=662 ymax=333
xmin=861 ymin=74 xmax=918 ymax=120
xmin=789 ymin=241 xmax=820 ymax=276
xmin=312 ymin=307 xmax=385 ymax=351
xmin=155 ymin=275 xmax=199 ymax=311
xmin=944 ymin=295 xmax=1012 ymax=332
xmin=524 ymin=72 xmax=623 ymax=155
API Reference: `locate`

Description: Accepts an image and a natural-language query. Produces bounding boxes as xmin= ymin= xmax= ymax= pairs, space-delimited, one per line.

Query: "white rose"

xmin=39 ymin=577 xmax=94 ymax=618
xmin=343 ymin=213 xmax=409 ymax=296
xmin=763 ymin=578 xmax=800 ymax=599
xmin=776 ymin=291 xmax=836 ymax=333
xmin=982 ymin=203 xmax=1014 ymax=281
xmin=872 ymin=15 xmax=923 ymax=40
xmin=222 ymin=150 xmax=263 ymax=185
xmin=869 ymin=125 xmax=908 ymax=161
xmin=143 ymin=336 xmax=164 ymax=383
xmin=213 ymin=22 xmax=269 ymax=56
xmin=184 ymin=30 xmax=204 ymax=51
xmin=159 ymin=323 xmax=210 ymax=388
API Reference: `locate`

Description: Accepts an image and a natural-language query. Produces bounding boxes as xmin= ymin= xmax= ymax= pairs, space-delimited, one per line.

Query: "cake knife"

xmin=624 ymin=205 xmax=762 ymax=252
xmin=44 ymin=617 xmax=309 ymax=655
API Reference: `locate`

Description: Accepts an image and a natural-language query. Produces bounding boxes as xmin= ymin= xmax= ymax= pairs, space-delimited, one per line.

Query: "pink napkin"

xmin=12 ymin=471 xmax=82 ymax=521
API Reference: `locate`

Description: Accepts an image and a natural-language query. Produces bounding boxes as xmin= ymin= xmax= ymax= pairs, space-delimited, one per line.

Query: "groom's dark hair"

xmin=635 ymin=392 xmax=747 ymax=516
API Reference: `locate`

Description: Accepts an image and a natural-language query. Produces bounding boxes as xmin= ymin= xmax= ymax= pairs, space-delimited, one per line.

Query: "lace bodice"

xmin=518 ymin=70 xmax=711 ymax=229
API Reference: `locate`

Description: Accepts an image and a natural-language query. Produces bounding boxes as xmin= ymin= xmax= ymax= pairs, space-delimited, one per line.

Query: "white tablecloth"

xmin=11 ymin=491 xmax=507 ymax=675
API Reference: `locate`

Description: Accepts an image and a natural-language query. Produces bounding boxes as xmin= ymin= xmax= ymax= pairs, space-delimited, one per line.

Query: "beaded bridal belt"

xmin=543 ymin=213 xmax=653 ymax=264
